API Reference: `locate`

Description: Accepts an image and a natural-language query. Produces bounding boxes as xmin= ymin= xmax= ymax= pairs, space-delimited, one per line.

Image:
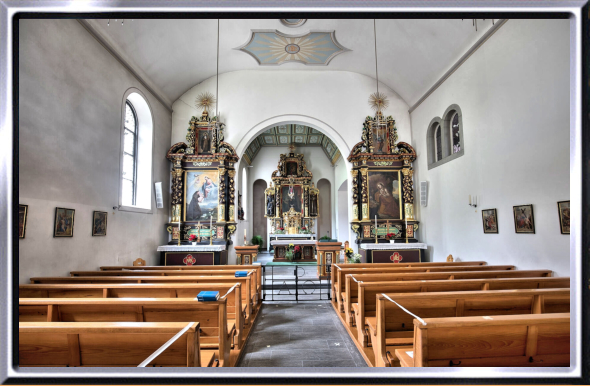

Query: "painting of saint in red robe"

xmin=368 ymin=171 xmax=401 ymax=219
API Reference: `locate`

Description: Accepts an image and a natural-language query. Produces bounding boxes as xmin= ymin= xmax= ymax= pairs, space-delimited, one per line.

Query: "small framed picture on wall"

xmin=481 ymin=208 xmax=498 ymax=234
xmin=513 ymin=204 xmax=535 ymax=234
xmin=92 ymin=211 xmax=108 ymax=236
xmin=54 ymin=207 xmax=75 ymax=237
xmin=557 ymin=201 xmax=570 ymax=234
xmin=19 ymin=204 xmax=28 ymax=238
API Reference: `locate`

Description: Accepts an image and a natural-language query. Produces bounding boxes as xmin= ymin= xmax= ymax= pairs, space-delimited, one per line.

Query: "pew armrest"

xmin=227 ymin=321 xmax=236 ymax=339
xmin=366 ymin=317 xmax=377 ymax=336
xmin=201 ymin=350 xmax=217 ymax=367
xmin=395 ymin=349 xmax=414 ymax=367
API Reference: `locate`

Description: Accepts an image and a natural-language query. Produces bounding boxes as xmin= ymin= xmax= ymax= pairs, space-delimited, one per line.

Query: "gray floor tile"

xmin=301 ymin=360 xmax=358 ymax=367
xmin=247 ymin=359 xmax=304 ymax=367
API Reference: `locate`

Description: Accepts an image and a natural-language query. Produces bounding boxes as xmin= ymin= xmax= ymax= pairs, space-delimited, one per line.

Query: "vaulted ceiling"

xmin=243 ymin=124 xmax=341 ymax=165
xmin=83 ymin=18 xmax=496 ymax=107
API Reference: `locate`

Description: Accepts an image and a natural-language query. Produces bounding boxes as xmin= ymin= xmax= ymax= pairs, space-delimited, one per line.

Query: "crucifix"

xmin=194 ymin=221 xmax=202 ymax=242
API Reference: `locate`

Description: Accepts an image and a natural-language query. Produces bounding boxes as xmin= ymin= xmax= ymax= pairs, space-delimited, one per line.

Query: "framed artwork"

xmin=92 ymin=211 xmax=108 ymax=236
xmin=368 ymin=170 xmax=402 ymax=219
xmin=197 ymin=128 xmax=213 ymax=155
xmin=481 ymin=208 xmax=498 ymax=234
xmin=513 ymin=204 xmax=535 ymax=234
xmin=184 ymin=170 xmax=219 ymax=221
xmin=285 ymin=161 xmax=298 ymax=176
xmin=54 ymin=207 xmax=75 ymax=237
xmin=281 ymin=185 xmax=303 ymax=215
xmin=19 ymin=204 xmax=28 ymax=239
xmin=557 ymin=200 xmax=570 ymax=234
xmin=371 ymin=122 xmax=389 ymax=154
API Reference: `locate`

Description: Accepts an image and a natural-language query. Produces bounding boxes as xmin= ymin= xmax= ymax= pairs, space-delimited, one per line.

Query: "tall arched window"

xmin=434 ymin=124 xmax=442 ymax=161
xmin=122 ymin=102 xmax=138 ymax=206
xmin=119 ymin=90 xmax=154 ymax=213
xmin=450 ymin=112 xmax=461 ymax=154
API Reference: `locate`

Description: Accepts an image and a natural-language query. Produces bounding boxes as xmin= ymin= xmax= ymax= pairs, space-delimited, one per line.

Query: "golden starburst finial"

xmin=369 ymin=91 xmax=389 ymax=112
xmin=195 ymin=92 xmax=216 ymax=113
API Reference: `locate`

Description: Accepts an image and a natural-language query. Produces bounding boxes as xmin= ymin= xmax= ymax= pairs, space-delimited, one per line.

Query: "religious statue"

xmin=199 ymin=131 xmax=211 ymax=154
xmin=266 ymin=194 xmax=275 ymax=216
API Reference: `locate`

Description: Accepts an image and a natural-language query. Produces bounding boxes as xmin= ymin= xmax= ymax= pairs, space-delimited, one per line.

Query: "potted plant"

xmin=344 ymin=246 xmax=354 ymax=261
xmin=251 ymin=235 xmax=264 ymax=251
xmin=385 ymin=233 xmax=396 ymax=243
xmin=319 ymin=235 xmax=337 ymax=242
xmin=284 ymin=243 xmax=295 ymax=261
xmin=294 ymin=245 xmax=302 ymax=259
xmin=188 ymin=234 xmax=197 ymax=246
xmin=348 ymin=253 xmax=362 ymax=264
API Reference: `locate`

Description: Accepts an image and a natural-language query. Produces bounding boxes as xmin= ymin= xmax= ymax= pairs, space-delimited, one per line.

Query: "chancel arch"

xmin=252 ymin=179 xmax=267 ymax=250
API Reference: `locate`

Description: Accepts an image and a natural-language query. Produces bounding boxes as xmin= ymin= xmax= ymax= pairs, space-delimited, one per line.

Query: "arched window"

xmin=450 ymin=112 xmax=461 ymax=154
xmin=119 ymin=90 xmax=154 ymax=213
xmin=434 ymin=124 xmax=442 ymax=161
xmin=122 ymin=102 xmax=138 ymax=206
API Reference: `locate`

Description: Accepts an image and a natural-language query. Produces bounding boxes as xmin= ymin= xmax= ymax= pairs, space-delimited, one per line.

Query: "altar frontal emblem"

xmin=390 ymin=252 xmax=403 ymax=263
xmin=183 ymin=254 xmax=196 ymax=266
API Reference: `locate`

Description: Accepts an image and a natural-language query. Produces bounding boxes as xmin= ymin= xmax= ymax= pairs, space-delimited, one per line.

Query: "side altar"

xmin=162 ymin=109 xmax=239 ymax=266
xmin=264 ymin=144 xmax=321 ymax=262
xmin=348 ymin=111 xmax=424 ymax=257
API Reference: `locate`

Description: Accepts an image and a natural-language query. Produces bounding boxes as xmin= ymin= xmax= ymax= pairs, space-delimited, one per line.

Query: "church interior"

xmin=10 ymin=11 xmax=582 ymax=379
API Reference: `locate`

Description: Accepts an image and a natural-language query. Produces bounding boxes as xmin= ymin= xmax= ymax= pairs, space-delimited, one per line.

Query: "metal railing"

xmin=261 ymin=263 xmax=331 ymax=302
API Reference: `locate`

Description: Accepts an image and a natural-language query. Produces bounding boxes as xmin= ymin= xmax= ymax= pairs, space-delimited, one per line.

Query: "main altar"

xmin=265 ymin=144 xmax=320 ymax=262
xmin=160 ymin=109 xmax=239 ymax=265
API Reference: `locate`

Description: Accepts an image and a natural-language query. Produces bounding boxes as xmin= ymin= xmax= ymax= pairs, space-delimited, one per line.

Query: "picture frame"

xmin=481 ymin=208 xmax=498 ymax=234
xmin=197 ymin=127 xmax=214 ymax=155
xmin=184 ymin=170 xmax=219 ymax=222
xmin=18 ymin=204 xmax=28 ymax=239
xmin=281 ymin=185 xmax=303 ymax=215
xmin=53 ymin=207 xmax=75 ymax=237
xmin=92 ymin=211 xmax=108 ymax=236
xmin=557 ymin=200 xmax=570 ymax=234
xmin=367 ymin=170 xmax=402 ymax=220
xmin=513 ymin=204 xmax=535 ymax=234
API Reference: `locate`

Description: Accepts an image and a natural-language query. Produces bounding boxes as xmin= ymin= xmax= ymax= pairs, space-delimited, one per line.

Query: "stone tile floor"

xmin=236 ymin=301 xmax=367 ymax=367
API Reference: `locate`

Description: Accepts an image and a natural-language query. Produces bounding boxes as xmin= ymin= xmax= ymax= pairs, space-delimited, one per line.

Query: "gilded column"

xmin=304 ymin=185 xmax=309 ymax=217
xmin=401 ymin=167 xmax=415 ymax=220
xmin=171 ymin=167 xmax=184 ymax=223
xmin=351 ymin=169 xmax=359 ymax=221
xmin=218 ymin=167 xmax=226 ymax=221
xmin=360 ymin=167 xmax=369 ymax=221
xmin=228 ymin=169 xmax=236 ymax=222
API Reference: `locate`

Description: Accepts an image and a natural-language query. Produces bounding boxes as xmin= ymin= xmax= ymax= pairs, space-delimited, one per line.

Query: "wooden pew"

xmin=19 ymin=298 xmax=234 ymax=367
xmin=19 ymin=283 xmax=246 ymax=346
xmin=352 ymin=276 xmax=570 ymax=349
xmin=394 ymin=313 xmax=570 ymax=367
xmin=19 ymin=321 xmax=214 ymax=367
xmin=372 ymin=288 xmax=570 ymax=367
xmin=98 ymin=265 xmax=263 ymax=305
xmin=341 ymin=269 xmax=553 ymax=324
xmin=28 ymin=275 xmax=257 ymax=323
xmin=331 ymin=261 xmax=487 ymax=300
xmin=69 ymin=269 xmax=258 ymax=309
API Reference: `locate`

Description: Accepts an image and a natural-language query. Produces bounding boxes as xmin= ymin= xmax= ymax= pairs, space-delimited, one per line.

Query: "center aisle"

xmin=237 ymin=251 xmax=366 ymax=367
xmin=236 ymin=301 xmax=368 ymax=367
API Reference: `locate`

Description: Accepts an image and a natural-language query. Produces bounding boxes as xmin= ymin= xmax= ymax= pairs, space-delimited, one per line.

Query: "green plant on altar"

xmin=284 ymin=243 xmax=295 ymax=261
xmin=251 ymin=235 xmax=264 ymax=251
xmin=319 ymin=235 xmax=332 ymax=241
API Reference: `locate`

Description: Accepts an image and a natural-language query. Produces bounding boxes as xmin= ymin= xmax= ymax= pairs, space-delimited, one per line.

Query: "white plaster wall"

xmin=18 ymin=20 xmax=172 ymax=283
xmin=172 ymin=70 xmax=411 ymax=259
xmin=411 ymin=19 xmax=570 ymax=276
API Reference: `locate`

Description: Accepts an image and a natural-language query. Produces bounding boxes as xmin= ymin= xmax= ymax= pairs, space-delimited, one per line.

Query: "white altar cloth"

xmin=269 ymin=234 xmax=316 ymax=238
xmin=359 ymin=243 xmax=427 ymax=250
xmin=270 ymin=240 xmax=317 ymax=246
xmin=157 ymin=245 xmax=226 ymax=252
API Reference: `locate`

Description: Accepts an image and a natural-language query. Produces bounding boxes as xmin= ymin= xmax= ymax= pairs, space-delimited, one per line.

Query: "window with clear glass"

xmin=122 ymin=101 xmax=138 ymax=206
xmin=451 ymin=112 xmax=461 ymax=154
xmin=435 ymin=125 xmax=442 ymax=161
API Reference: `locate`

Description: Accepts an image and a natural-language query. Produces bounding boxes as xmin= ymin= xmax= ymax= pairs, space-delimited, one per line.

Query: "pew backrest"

xmin=19 ymin=321 xmax=201 ymax=367
xmin=404 ymin=313 xmax=570 ymax=367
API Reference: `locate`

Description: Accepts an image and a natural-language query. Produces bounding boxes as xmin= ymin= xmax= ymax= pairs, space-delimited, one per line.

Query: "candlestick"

xmin=244 ymin=228 xmax=247 ymax=246
xmin=178 ymin=219 xmax=181 ymax=247
xmin=210 ymin=216 xmax=213 ymax=245
xmin=405 ymin=217 xmax=408 ymax=244
xmin=374 ymin=215 xmax=378 ymax=244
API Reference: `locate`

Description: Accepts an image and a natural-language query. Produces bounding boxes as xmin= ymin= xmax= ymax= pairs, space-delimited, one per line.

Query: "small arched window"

xmin=450 ymin=112 xmax=461 ymax=154
xmin=434 ymin=124 xmax=442 ymax=161
xmin=122 ymin=101 xmax=138 ymax=206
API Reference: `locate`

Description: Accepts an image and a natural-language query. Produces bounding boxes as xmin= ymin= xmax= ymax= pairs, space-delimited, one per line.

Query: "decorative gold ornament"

xmin=369 ymin=91 xmax=389 ymax=112
xmin=195 ymin=92 xmax=216 ymax=113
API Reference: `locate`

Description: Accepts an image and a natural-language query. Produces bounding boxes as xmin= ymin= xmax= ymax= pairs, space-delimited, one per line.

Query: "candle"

xmin=210 ymin=216 xmax=213 ymax=236
xmin=375 ymin=215 xmax=377 ymax=234
xmin=469 ymin=195 xmax=471 ymax=205
xmin=474 ymin=195 xmax=477 ymax=206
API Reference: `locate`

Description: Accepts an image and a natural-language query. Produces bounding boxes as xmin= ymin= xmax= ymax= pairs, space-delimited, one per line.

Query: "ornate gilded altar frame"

xmin=166 ymin=111 xmax=239 ymax=244
xmin=348 ymin=111 xmax=419 ymax=243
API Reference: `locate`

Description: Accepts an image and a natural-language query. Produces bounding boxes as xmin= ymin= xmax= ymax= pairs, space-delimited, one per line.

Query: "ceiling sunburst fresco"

xmin=235 ymin=30 xmax=350 ymax=66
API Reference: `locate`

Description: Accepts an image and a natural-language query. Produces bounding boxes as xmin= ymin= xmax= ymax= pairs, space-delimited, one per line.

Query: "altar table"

xmin=270 ymin=240 xmax=317 ymax=262
xmin=358 ymin=242 xmax=428 ymax=264
xmin=157 ymin=244 xmax=227 ymax=266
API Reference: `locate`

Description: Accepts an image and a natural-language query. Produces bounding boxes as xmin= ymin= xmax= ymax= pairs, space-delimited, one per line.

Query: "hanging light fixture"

xmin=215 ymin=19 xmax=222 ymax=153
xmin=368 ymin=19 xmax=389 ymax=154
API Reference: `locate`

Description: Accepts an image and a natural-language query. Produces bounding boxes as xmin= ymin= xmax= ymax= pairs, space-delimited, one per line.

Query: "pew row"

xmin=20 ymin=282 xmax=246 ymax=347
xmin=395 ymin=313 xmax=570 ymax=367
xmin=331 ymin=261 xmax=487 ymax=300
xmin=334 ymin=265 xmax=516 ymax=312
xmin=28 ymin=275 xmax=257 ymax=323
xmin=69 ymin=269 xmax=258 ymax=308
xmin=97 ymin=265 xmax=263 ymax=305
xmin=352 ymin=276 xmax=570 ymax=349
xmin=19 ymin=298 xmax=235 ymax=366
xmin=372 ymin=288 xmax=570 ymax=367
xmin=341 ymin=270 xmax=553 ymax=324
xmin=19 ymin=321 xmax=216 ymax=367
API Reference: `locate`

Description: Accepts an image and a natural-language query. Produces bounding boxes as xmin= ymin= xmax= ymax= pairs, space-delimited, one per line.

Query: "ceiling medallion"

xmin=235 ymin=30 xmax=350 ymax=66
xmin=280 ymin=19 xmax=307 ymax=28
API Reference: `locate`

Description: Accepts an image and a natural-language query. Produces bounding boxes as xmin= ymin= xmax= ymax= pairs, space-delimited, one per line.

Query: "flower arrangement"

xmin=348 ymin=253 xmax=362 ymax=264
xmin=385 ymin=232 xmax=396 ymax=241
xmin=188 ymin=234 xmax=197 ymax=243
xmin=300 ymin=226 xmax=312 ymax=235
xmin=344 ymin=247 xmax=354 ymax=260
xmin=275 ymin=227 xmax=286 ymax=235
xmin=285 ymin=243 xmax=295 ymax=261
